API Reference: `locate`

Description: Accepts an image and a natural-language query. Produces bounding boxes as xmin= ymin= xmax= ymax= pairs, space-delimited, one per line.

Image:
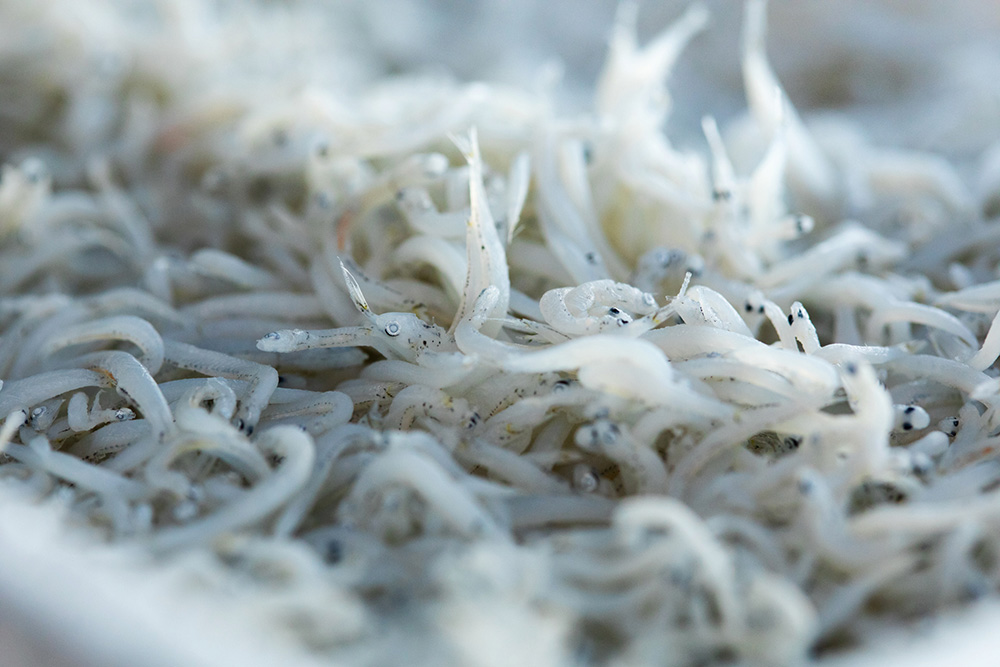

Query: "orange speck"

xmin=336 ymin=208 xmax=354 ymax=252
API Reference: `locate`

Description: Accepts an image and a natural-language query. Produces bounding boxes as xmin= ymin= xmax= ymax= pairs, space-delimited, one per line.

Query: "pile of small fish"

xmin=2 ymin=0 xmax=1000 ymax=664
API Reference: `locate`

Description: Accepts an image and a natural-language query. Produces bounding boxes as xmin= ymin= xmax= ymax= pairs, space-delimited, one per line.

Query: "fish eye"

xmin=384 ymin=321 xmax=401 ymax=337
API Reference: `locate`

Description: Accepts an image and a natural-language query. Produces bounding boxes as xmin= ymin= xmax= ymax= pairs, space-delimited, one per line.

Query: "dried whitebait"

xmin=448 ymin=129 xmax=511 ymax=336
xmin=0 ymin=369 xmax=111 ymax=416
xmin=2 ymin=1 xmax=1000 ymax=665
xmin=187 ymin=249 xmax=284 ymax=290
xmin=67 ymin=420 xmax=151 ymax=463
xmin=395 ymin=187 xmax=468 ymax=239
xmin=342 ymin=446 xmax=501 ymax=540
xmin=538 ymin=279 xmax=657 ymax=336
xmin=258 ymin=264 xmax=455 ymax=363
xmin=163 ymin=340 xmax=278 ymax=433
xmin=742 ymin=0 xmax=837 ymax=210
xmin=66 ymin=392 xmax=134 ymax=432
xmin=149 ymin=426 xmax=316 ymax=551
xmin=5 ymin=435 xmax=146 ymax=500
xmin=41 ymin=315 xmax=165 ymax=374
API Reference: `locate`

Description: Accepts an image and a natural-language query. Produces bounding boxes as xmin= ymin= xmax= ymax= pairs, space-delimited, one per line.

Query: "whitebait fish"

xmin=1 ymin=1 xmax=999 ymax=665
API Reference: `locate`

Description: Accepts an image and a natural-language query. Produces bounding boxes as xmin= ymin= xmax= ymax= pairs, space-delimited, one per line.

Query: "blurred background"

xmin=349 ymin=0 xmax=1000 ymax=158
